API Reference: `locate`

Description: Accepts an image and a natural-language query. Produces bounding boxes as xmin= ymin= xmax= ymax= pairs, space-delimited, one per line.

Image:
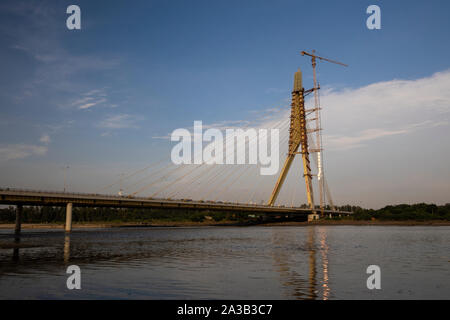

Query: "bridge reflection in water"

xmin=2 ymin=226 xmax=333 ymax=299
xmin=8 ymin=234 xmax=72 ymax=265
xmin=271 ymin=226 xmax=330 ymax=300
xmin=64 ymin=235 xmax=71 ymax=264
xmin=3 ymin=226 xmax=449 ymax=300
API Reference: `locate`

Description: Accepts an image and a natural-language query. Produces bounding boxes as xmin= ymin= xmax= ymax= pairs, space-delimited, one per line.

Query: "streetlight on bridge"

xmin=62 ymin=165 xmax=69 ymax=193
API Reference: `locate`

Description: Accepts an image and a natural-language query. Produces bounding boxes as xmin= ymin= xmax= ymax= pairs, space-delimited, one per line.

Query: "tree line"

xmin=0 ymin=206 xmax=245 ymax=223
xmin=0 ymin=203 xmax=449 ymax=223
xmin=336 ymin=203 xmax=450 ymax=221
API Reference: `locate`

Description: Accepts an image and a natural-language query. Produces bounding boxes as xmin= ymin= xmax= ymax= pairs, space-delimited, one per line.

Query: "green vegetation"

xmin=0 ymin=203 xmax=449 ymax=224
xmin=335 ymin=203 xmax=450 ymax=221
xmin=0 ymin=206 xmax=248 ymax=224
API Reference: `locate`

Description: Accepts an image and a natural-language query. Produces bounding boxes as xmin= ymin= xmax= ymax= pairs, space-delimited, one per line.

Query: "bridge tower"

xmin=268 ymin=69 xmax=317 ymax=219
xmin=268 ymin=51 xmax=347 ymax=220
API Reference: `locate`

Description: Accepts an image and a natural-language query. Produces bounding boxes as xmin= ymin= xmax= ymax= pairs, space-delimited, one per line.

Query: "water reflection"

xmin=271 ymin=227 xmax=330 ymax=300
xmin=64 ymin=235 xmax=70 ymax=264
xmin=319 ymin=228 xmax=330 ymax=300
xmin=3 ymin=233 xmax=72 ymax=265
xmin=0 ymin=226 xmax=448 ymax=299
xmin=307 ymin=227 xmax=317 ymax=299
xmin=1 ymin=229 xmax=260 ymax=276
xmin=12 ymin=236 xmax=20 ymax=262
xmin=271 ymin=229 xmax=308 ymax=299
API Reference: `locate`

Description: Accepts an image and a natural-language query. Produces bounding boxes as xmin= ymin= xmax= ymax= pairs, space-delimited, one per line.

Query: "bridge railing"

xmin=0 ymin=187 xmax=351 ymax=212
xmin=0 ymin=187 xmax=269 ymax=207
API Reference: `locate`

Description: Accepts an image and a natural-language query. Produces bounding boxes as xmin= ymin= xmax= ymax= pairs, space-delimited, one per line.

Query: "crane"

xmin=300 ymin=50 xmax=347 ymax=216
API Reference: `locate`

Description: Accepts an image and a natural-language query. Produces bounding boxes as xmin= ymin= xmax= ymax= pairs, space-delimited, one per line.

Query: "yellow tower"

xmin=268 ymin=69 xmax=316 ymax=217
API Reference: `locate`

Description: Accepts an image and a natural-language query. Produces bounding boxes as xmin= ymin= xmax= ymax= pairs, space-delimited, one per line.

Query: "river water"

xmin=0 ymin=225 xmax=448 ymax=299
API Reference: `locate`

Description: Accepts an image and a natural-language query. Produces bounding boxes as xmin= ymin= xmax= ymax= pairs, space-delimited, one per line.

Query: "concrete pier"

xmin=65 ymin=203 xmax=73 ymax=232
xmin=308 ymin=214 xmax=320 ymax=222
xmin=15 ymin=205 xmax=23 ymax=235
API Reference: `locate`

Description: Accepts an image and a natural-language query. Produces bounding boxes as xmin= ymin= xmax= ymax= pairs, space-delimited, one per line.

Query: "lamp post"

xmin=63 ymin=165 xmax=69 ymax=192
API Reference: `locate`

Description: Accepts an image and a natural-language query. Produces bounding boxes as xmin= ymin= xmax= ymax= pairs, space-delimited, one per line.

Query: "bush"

xmin=353 ymin=212 xmax=372 ymax=221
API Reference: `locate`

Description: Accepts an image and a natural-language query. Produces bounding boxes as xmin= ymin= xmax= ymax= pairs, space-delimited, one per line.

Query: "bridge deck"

xmin=0 ymin=189 xmax=350 ymax=215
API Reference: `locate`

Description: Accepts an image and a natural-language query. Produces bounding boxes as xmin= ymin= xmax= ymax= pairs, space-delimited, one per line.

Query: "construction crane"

xmin=300 ymin=50 xmax=347 ymax=215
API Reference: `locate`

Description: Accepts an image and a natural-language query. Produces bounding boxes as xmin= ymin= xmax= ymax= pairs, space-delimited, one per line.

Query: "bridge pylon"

xmin=268 ymin=69 xmax=316 ymax=217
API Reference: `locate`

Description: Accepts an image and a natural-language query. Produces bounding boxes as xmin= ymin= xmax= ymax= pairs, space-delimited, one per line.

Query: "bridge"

xmin=1 ymin=53 xmax=352 ymax=234
xmin=0 ymin=188 xmax=350 ymax=233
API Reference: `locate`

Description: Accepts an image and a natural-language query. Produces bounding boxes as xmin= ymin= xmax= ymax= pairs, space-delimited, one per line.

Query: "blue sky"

xmin=1 ymin=0 xmax=449 ymax=207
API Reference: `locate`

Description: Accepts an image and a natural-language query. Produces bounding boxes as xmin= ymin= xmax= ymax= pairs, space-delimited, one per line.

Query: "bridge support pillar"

xmin=65 ymin=203 xmax=73 ymax=232
xmin=308 ymin=214 xmax=320 ymax=222
xmin=15 ymin=205 xmax=23 ymax=235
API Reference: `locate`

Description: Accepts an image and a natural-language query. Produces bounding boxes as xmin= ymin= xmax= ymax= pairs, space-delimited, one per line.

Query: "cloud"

xmin=78 ymin=98 xmax=107 ymax=110
xmin=201 ymin=120 xmax=251 ymax=131
xmin=152 ymin=120 xmax=255 ymax=140
xmin=152 ymin=135 xmax=171 ymax=140
xmin=98 ymin=114 xmax=142 ymax=130
xmin=0 ymin=144 xmax=48 ymax=162
xmin=83 ymin=89 xmax=106 ymax=97
xmin=322 ymin=70 xmax=450 ymax=124
xmin=43 ymin=120 xmax=74 ymax=133
xmin=154 ymin=70 xmax=450 ymax=151
xmin=71 ymin=89 xmax=108 ymax=110
xmin=71 ymin=96 xmax=95 ymax=107
xmin=1 ymin=1 xmax=119 ymax=102
xmin=326 ymin=120 xmax=449 ymax=150
xmin=39 ymin=134 xmax=51 ymax=144
xmin=326 ymin=128 xmax=409 ymax=150
xmin=250 ymin=70 xmax=450 ymax=151
xmin=100 ymin=132 xmax=112 ymax=137
xmin=314 ymin=70 xmax=450 ymax=150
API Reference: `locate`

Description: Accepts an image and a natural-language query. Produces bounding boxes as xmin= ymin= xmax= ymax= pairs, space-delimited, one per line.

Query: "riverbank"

xmin=1 ymin=219 xmax=450 ymax=229
xmin=0 ymin=221 xmax=234 ymax=229
xmin=261 ymin=220 xmax=450 ymax=226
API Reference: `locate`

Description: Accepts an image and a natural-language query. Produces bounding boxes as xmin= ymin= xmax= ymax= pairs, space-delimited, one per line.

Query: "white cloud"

xmin=83 ymin=89 xmax=105 ymax=97
xmin=201 ymin=120 xmax=251 ymax=131
xmin=152 ymin=135 xmax=171 ymax=140
xmin=79 ymin=98 xmax=107 ymax=110
xmin=314 ymin=70 xmax=450 ymax=150
xmin=152 ymin=120 xmax=255 ymax=140
xmin=39 ymin=134 xmax=51 ymax=144
xmin=326 ymin=120 xmax=449 ymax=150
xmin=326 ymin=128 xmax=409 ymax=150
xmin=98 ymin=114 xmax=142 ymax=129
xmin=253 ymin=70 xmax=450 ymax=151
xmin=153 ymin=71 xmax=450 ymax=152
xmin=71 ymin=89 xmax=108 ymax=110
xmin=1 ymin=1 xmax=119 ymax=102
xmin=0 ymin=144 xmax=48 ymax=162
xmin=71 ymin=96 xmax=94 ymax=107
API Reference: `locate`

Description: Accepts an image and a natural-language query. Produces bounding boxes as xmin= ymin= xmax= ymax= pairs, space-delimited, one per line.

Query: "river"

xmin=0 ymin=225 xmax=448 ymax=299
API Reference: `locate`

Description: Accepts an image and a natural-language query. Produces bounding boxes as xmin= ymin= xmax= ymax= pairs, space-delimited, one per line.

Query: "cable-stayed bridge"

xmin=0 ymin=189 xmax=344 ymax=216
xmin=0 ymin=187 xmax=350 ymax=233
xmin=2 ymin=54 xmax=352 ymax=233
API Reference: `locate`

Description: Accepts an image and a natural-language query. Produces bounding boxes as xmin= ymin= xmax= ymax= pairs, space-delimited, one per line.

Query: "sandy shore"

xmin=1 ymin=220 xmax=449 ymax=229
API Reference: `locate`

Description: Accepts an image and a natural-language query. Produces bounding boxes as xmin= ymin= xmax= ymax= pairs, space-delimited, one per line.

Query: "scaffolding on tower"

xmin=268 ymin=50 xmax=347 ymax=219
xmin=301 ymin=50 xmax=347 ymax=215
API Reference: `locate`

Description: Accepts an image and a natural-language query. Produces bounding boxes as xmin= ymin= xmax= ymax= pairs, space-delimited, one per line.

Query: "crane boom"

xmin=301 ymin=51 xmax=348 ymax=67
